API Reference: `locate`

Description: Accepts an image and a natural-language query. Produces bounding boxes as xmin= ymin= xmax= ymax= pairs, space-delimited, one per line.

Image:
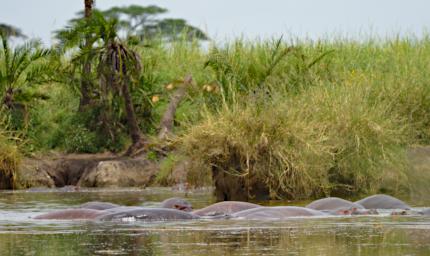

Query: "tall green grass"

xmin=2 ymin=34 xmax=429 ymax=196
xmin=0 ymin=113 xmax=21 ymax=189
xmin=179 ymin=36 xmax=430 ymax=199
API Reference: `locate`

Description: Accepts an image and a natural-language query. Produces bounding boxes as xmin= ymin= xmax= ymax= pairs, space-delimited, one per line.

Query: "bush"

xmin=180 ymin=83 xmax=410 ymax=200
xmin=0 ymin=131 xmax=21 ymax=189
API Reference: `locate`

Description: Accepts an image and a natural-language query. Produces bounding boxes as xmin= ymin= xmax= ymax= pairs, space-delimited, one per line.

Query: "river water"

xmin=0 ymin=187 xmax=429 ymax=256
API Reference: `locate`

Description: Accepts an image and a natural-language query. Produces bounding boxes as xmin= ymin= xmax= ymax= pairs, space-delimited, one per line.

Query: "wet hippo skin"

xmin=355 ymin=194 xmax=411 ymax=209
xmin=96 ymin=208 xmax=200 ymax=221
xmin=306 ymin=197 xmax=365 ymax=211
xmin=34 ymin=209 xmax=105 ymax=220
xmin=231 ymin=206 xmax=327 ymax=220
xmin=78 ymin=201 xmax=120 ymax=210
xmin=193 ymin=201 xmax=261 ymax=216
xmin=160 ymin=198 xmax=193 ymax=212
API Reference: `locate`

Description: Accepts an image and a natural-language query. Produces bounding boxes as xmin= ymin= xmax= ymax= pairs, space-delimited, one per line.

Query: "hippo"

xmin=78 ymin=201 xmax=120 ymax=210
xmin=421 ymin=208 xmax=430 ymax=215
xmin=306 ymin=197 xmax=365 ymax=211
xmin=305 ymin=197 xmax=378 ymax=215
xmin=159 ymin=197 xmax=193 ymax=212
xmin=192 ymin=201 xmax=262 ymax=216
xmin=231 ymin=206 xmax=327 ymax=220
xmin=96 ymin=208 xmax=199 ymax=221
xmin=34 ymin=209 xmax=104 ymax=220
xmin=355 ymin=194 xmax=411 ymax=209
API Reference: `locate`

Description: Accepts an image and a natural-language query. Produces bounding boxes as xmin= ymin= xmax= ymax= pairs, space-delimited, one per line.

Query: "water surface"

xmin=0 ymin=188 xmax=429 ymax=256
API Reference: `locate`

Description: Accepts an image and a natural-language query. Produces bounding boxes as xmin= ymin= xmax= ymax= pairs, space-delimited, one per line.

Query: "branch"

xmin=158 ymin=75 xmax=192 ymax=140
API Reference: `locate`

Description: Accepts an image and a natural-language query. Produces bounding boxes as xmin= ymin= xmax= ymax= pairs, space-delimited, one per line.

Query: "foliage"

xmin=180 ymin=85 xmax=409 ymax=199
xmin=103 ymin=5 xmax=208 ymax=42
xmin=177 ymin=37 xmax=430 ymax=199
xmin=0 ymin=23 xmax=26 ymax=39
xmin=2 ymin=21 xmax=430 ymax=196
xmin=0 ymin=109 xmax=21 ymax=189
xmin=0 ymin=36 xmax=52 ymax=130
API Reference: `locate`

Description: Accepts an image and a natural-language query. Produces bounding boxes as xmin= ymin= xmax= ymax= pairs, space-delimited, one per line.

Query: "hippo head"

xmin=332 ymin=207 xmax=379 ymax=216
xmin=160 ymin=197 xmax=193 ymax=212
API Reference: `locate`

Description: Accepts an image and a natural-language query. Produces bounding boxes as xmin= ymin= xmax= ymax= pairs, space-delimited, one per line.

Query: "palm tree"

xmin=0 ymin=36 xmax=51 ymax=128
xmin=97 ymin=22 xmax=144 ymax=154
xmin=57 ymin=10 xmax=144 ymax=153
xmin=80 ymin=0 xmax=95 ymax=110
xmin=0 ymin=23 xmax=26 ymax=39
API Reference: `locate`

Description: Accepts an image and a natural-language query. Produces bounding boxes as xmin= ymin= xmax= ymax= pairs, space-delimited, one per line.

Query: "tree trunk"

xmin=79 ymin=0 xmax=94 ymax=111
xmin=158 ymin=75 xmax=192 ymax=140
xmin=122 ymin=77 xmax=143 ymax=146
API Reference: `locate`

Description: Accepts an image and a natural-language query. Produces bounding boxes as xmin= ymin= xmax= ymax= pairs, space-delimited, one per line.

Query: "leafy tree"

xmin=0 ymin=24 xmax=26 ymax=39
xmin=95 ymin=16 xmax=144 ymax=153
xmin=102 ymin=5 xmax=208 ymax=42
xmin=80 ymin=0 xmax=95 ymax=109
xmin=57 ymin=11 xmax=144 ymax=153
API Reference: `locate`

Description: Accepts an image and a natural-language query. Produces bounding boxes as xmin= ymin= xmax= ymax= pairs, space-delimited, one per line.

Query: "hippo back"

xmin=193 ymin=201 xmax=261 ymax=216
xmin=96 ymin=208 xmax=199 ymax=221
xmin=34 ymin=209 xmax=104 ymax=220
xmin=355 ymin=194 xmax=411 ymax=209
xmin=306 ymin=197 xmax=364 ymax=211
xmin=79 ymin=201 xmax=120 ymax=210
xmin=232 ymin=206 xmax=327 ymax=220
xmin=420 ymin=208 xmax=430 ymax=216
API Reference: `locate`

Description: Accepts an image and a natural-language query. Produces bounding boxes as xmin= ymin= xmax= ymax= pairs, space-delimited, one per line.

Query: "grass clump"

xmin=0 ymin=130 xmax=21 ymax=189
xmin=181 ymin=86 xmax=409 ymax=199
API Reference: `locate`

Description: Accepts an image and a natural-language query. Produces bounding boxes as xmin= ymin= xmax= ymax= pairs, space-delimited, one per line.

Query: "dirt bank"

xmin=15 ymin=152 xmax=159 ymax=189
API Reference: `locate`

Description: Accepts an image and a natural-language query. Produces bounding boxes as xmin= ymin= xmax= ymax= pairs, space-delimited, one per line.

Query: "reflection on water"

xmin=0 ymin=188 xmax=429 ymax=256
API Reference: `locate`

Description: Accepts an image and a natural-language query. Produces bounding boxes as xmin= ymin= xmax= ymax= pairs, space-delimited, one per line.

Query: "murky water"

xmin=0 ymin=188 xmax=429 ymax=256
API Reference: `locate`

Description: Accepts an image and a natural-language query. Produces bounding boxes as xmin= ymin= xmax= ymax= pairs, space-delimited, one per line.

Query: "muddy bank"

xmin=6 ymin=146 xmax=430 ymax=202
xmin=15 ymin=153 xmax=159 ymax=189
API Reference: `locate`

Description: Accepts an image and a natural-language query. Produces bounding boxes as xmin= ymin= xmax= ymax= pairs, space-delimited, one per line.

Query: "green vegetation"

xmin=0 ymin=4 xmax=429 ymax=198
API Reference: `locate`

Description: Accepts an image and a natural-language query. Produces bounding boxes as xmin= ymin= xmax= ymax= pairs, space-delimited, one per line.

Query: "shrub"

xmin=180 ymin=84 xmax=410 ymax=200
xmin=0 ymin=130 xmax=21 ymax=189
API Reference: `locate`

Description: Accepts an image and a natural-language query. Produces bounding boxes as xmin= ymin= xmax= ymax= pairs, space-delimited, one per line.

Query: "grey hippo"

xmin=355 ymin=194 xmax=411 ymax=209
xmin=78 ymin=197 xmax=192 ymax=211
xmin=420 ymin=208 xmax=430 ymax=215
xmin=160 ymin=197 xmax=193 ymax=212
xmin=33 ymin=209 xmax=105 ymax=220
xmin=79 ymin=201 xmax=120 ymax=210
xmin=231 ymin=206 xmax=327 ymax=220
xmin=306 ymin=197 xmax=377 ymax=215
xmin=34 ymin=197 xmax=194 ymax=220
xmin=306 ymin=197 xmax=365 ymax=211
xmin=95 ymin=208 xmax=199 ymax=221
xmin=192 ymin=201 xmax=261 ymax=216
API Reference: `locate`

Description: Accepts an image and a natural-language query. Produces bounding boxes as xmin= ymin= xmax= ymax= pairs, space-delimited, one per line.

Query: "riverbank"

xmin=0 ymin=146 xmax=425 ymax=205
xmin=1 ymin=36 xmax=430 ymax=200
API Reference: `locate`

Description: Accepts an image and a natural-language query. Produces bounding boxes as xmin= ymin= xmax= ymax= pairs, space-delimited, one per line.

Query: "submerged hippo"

xmin=96 ymin=208 xmax=199 ymax=221
xmin=193 ymin=201 xmax=262 ymax=216
xmin=355 ymin=194 xmax=411 ymax=210
xmin=306 ymin=197 xmax=365 ymax=211
xmin=79 ymin=201 xmax=120 ymax=210
xmin=420 ymin=208 xmax=430 ymax=215
xmin=231 ymin=206 xmax=327 ymax=220
xmin=305 ymin=197 xmax=377 ymax=215
xmin=34 ymin=209 xmax=104 ymax=220
xmin=160 ymin=197 xmax=193 ymax=212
